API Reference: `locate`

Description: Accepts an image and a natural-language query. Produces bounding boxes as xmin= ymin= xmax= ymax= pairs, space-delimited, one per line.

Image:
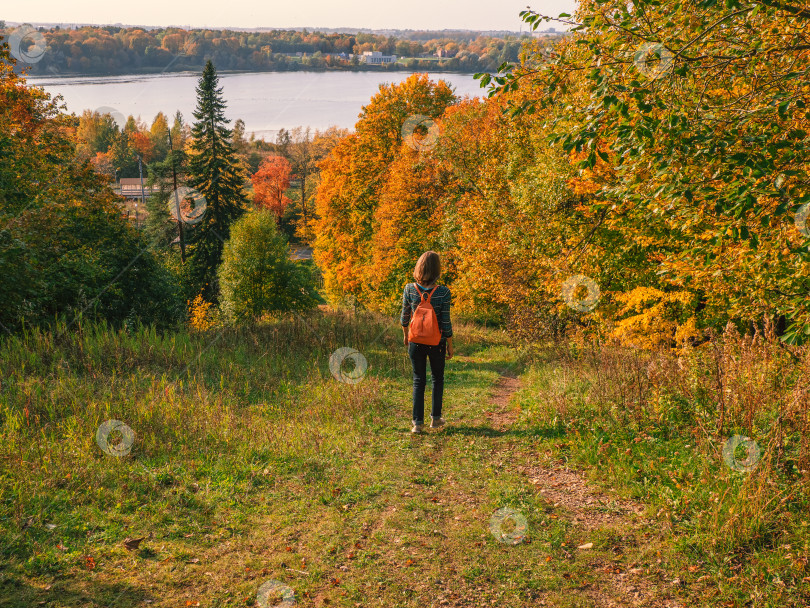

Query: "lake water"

xmin=26 ymin=71 xmax=488 ymax=139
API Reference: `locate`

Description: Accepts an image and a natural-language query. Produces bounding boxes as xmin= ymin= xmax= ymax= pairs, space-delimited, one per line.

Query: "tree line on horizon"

xmin=1 ymin=22 xmax=549 ymax=75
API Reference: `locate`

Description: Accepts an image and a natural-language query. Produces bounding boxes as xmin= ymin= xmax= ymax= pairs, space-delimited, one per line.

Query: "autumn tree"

xmin=290 ymin=126 xmax=350 ymax=242
xmin=231 ymin=118 xmax=249 ymax=155
xmin=170 ymin=110 xmax=189 ymax=150
xmin=286 ymin=127 xmax=314 ymax=240
xmin=252 ymin=155 xmax=292 ymax=222
xmin=312 ymin=73 xmax=456 ymax=308
xmin=129 ymin=130 xmax=154 ymax=163
xmin=365 ymin=145 xmax=448 ymax=312
xmin=149 ymin=111 xmax=170 ymax=161
xmin=0 ymin=43 xmax=183 ymax=330
xmin=484 ymin=0 xmax=810 ymax=342
xmin=108 ymin=124 xmax=138 ymax=177
xmin=75 ymin=109 xmax=120 ymax=160
xmin=90 ymin=151 xmax=114 ymax=179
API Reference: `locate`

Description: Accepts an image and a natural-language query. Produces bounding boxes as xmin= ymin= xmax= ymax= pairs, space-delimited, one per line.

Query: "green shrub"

xmin=218 ymin=209 xmax=318 ymax=322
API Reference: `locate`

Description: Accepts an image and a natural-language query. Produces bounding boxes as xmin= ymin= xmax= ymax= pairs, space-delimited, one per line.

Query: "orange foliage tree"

xmin=312 ymin=73 xmax=457 ymax=310
xmin=252 ymin=155 xmax=293 ymax=221
xmin=128 ymin=130 xmax=154 ymax=163
xmin=365 ymin=146 xmax=448 ymax=311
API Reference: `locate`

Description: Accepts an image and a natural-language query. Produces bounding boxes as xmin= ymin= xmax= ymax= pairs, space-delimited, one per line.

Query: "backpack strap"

xmin=415 ymin=284 xmax=438 ymax=303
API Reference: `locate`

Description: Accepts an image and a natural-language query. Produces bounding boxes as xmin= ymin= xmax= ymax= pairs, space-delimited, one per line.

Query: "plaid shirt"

xmin=400 ymin=283 xmax=453 ymax=339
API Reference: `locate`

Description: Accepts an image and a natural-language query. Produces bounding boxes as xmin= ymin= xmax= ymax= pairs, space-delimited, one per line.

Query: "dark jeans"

xmin=408 ymin=340 xmax=446 ymax=423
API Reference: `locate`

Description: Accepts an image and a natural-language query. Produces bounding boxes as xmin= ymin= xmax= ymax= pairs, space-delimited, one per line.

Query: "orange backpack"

xmin=408 ymin=285 xmax=442 ymax=346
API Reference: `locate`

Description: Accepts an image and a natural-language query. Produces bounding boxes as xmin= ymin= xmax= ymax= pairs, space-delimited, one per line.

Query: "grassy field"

xmin=1 ymin=310 xmax=808 ymax=607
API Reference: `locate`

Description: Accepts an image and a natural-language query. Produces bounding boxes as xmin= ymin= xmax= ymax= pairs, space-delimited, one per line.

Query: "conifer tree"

xmin=187 ymin=60 xmax=247 ymax=301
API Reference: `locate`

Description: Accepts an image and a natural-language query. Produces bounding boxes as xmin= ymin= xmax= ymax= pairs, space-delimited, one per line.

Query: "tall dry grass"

xmin=517 ymin=317 xmax=810 ymax=604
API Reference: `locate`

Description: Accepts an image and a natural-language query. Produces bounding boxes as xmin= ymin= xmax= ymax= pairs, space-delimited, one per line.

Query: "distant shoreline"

xmin=24 ymin=66 xmax=486 ymax=80
xmin=6 ymin=24 xmax=556 ymax=82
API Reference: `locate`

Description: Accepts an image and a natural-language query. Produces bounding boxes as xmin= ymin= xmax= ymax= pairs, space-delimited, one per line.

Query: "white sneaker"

xmin=430 ymin=417 xmax=445 ymax=429
xmin=411 ymin=422 xmax=424 ymax=434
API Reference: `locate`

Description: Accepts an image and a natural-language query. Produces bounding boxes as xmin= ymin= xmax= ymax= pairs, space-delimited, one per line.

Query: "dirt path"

xmin=478 ymin=372 xmax=686 ymax=608
xmin=484 ymin=374 xmax=522 ymax=430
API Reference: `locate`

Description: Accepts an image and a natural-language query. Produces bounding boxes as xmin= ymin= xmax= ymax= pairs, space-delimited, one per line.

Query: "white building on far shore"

xmin=360 ymin=51 xmax=397 ymax=64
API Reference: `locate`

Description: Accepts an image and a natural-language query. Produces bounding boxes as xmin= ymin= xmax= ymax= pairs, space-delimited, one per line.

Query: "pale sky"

xmin=4 ymin=0 xmax=578 ymax=31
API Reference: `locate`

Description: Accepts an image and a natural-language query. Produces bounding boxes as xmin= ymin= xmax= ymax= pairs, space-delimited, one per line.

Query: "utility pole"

xmin=137 ymin=154 xmax=145 ymax=230
xmin=300 ymin=165 xmax=307 ymax=240
xmin=167 ymin=131 xmax=186 ymax=263
xmin=299 ymin=129 xmax=311 ymax=242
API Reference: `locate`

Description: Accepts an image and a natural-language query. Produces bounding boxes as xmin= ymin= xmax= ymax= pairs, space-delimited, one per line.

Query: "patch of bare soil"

xmin=485 ymin=374 xmax=522 ymax=429
xmin=488 ymin=375 xmax=686 ymax=608
xmin=520 ymin=465 xmax=646 ymax=531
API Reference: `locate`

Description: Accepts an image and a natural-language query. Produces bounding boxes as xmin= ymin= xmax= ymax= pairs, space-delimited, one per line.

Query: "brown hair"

xmin=413 ymin=251 xmax=441 ymax=286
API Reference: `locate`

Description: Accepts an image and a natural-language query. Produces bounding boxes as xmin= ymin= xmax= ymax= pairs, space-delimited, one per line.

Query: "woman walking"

xmin=400 ymin=251 xmax=454 ymax=434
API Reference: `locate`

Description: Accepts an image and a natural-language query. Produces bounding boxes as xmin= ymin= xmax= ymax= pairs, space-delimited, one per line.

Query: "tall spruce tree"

xmin=187 ymin=60 xmax=247 ymax=301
